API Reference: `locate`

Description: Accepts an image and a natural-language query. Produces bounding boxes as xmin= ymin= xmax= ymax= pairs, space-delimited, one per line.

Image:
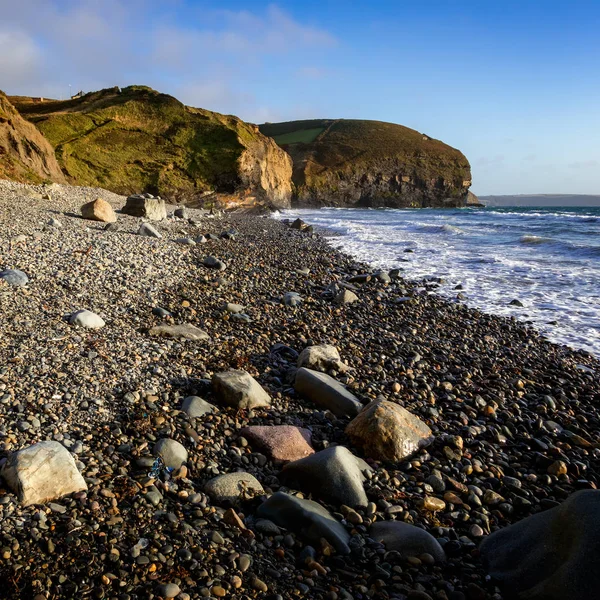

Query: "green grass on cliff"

xmin=260 ymin=118 xmax=471 ymax=194
xmin=10 ymin=86 xmax=264 ymax=198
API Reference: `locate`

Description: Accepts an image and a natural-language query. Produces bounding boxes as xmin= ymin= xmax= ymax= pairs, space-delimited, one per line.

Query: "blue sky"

xmin=1 ymin=0 xmax=599 ymax=195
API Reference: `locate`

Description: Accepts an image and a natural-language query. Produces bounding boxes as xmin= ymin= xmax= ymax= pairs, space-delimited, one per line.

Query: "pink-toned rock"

xmin=80 ymin=198 xmax=117 ymax=223
xmin=240 ymin=425 xmax=314 ymax=462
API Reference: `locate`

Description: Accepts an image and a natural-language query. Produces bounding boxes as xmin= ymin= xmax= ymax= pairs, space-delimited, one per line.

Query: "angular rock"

xmin=174 ymin=207 xmax=188 ymax=219
xmin=240 ymin=425 xmax=314 ymax=462
xmin=123 ymin=195 xmax=167 ymax=220
xmin=137 ymin=223 xmax=162 ymax=238
xmin=153 ymin=438 xmax=188 ymax=469
xmin=334 ymin=289 xmax=358 ymax=305
xmin=294 ymin=367 xmax=362 ymax=417
xmin=69 ymin=309 xmax=105 ymax=329
xmin=80 ymin=198 xmax=117 ymax=223
xmin=212 ymin=370 xmax=271 ymax=409
xmin=291 ymin=218 xmax=307 ymax=230
xmin=0 ymin=269 xmax=29 ymax=287
xmin=480 ymin=490 xmax=600 ymax=600
xmin=182 ymin=396 xmax=217 ymax=418
xmin=175 ymin=237 xmax=195 ymax=246
xmin=257 ymin=492 xmax=351 ymax=554
xmin=281 ymin=446 xmax=370 ymax=507
xmin=195 ymin=235 xmax=207 ymax=244
xmin=370 ymin=521 xmax=446 ymax=562
xmin=203 ymin=256 xmax=227 ymax=271
xmin=1 ymin=441 xmax=87 ymax=506
xmin=148 ymin=324 xmax=210 ymax=341
xmin=297 ymin=344 xmax=346 ymax=372
xmin=346 ymin=399 xmax=433 ymax=462
xmin=205 ymin=472 xmax=264 ymax=506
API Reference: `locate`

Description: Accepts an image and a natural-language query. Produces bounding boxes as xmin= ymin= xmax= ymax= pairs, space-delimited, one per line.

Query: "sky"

xmin=1 ymin=0 xmax=599 ymax=195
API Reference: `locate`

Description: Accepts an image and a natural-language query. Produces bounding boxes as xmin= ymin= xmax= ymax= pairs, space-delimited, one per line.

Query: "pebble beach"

xmin=0 ymin=180 xmax=599 ymax=600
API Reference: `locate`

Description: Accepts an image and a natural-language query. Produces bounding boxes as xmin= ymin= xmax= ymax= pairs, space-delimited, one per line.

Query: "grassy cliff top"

xmin=260 ymin=118 xmax=471 ymax=182
xmin=10 ymin=86 xmax=268 ymax=198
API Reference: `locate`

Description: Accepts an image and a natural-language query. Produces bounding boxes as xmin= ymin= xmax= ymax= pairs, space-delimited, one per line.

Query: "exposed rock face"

xmin=0 ymin=92 xmax=65 ymax=184
xmin=346 ymin=399 xmax=434 ymax=463
xmin=257 ymin=492 xmax=351 ymax=554
xmin=1 ymin=441 xmax=87 ymax=506
xmin=480 ymin=490 xmax=600 ymax=600
xmin=260 ymin=119 xmax=472 ymax=208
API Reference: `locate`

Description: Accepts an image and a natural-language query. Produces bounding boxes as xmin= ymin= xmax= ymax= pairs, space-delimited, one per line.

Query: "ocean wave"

xmin=520 ymin=234 xmax=550 ymax=244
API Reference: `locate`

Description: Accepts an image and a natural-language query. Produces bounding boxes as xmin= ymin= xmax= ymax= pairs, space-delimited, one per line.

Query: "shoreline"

xmin=0 ymin=180 xmax=599 ymax=599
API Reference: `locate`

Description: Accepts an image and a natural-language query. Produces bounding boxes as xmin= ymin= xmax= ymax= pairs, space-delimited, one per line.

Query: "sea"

xmin=274 ymin=206 xmax=600 ymax=357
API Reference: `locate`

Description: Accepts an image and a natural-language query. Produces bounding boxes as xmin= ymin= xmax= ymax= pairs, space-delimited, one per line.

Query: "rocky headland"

xmin=0 ymin=179 xmax=598 ymax=599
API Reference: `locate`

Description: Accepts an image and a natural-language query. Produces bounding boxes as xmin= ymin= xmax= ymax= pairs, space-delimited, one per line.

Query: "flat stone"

xmin=137 ymin=223 xmax=162 ymax=238
xmin=153 ymin=438 xmax=188 ymax=469
xmin=158 ymin=582 xmax=181 ymax=598
xmin=205 ymin=472 xmax=264 ymax=506
xmin=0 ymin=269 xmax=29 ymax=287
xmin=257 ymin=492 xmax=350 ymax=554
xmin=212 ymin=370 xmax=271 ymax=409
xmin=1 ymin=441 xmax=87 ymax=506
xmin=294 ymin=368 xmax=362 ymax=417
xmin=346 ymin=399 xmax=434 ymax=462
xmin=480 ymin=489 xmax=600 ymax=600
xmin=297 ymin=344 xmax=346 ymax=372
xmin=239 ymin=425 xmax=314 ymax=462
xmin=281 ymin=446 xmax=371 ymax=507
xmin=148 ymin=324 xmax=210 ymax=341
xmin=123 ymin=195 xmax=167 ymax=220
xmin=370 ymin=521 xmax=446 ymax=562
xmin=222 ymin=302 xmax=244 ymax=314
xmin=334 ymin=289 xmax=358 ymax=305
xmin=69 ymin=309 xmax=105 ymax=329
xmin=182 ymin=396 xmax=217 ymax=418
xmin=175 ymin=237 xmax=195 ymax=245
xmin=80 ymin=198 xmax=117 ymax=223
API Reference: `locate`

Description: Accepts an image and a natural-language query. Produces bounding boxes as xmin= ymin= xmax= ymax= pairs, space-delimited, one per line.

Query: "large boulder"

xmin=294 ymin=368 xmax=362 ymax=417
xmin=212 ymin=370 xmax=271 ymax=410
xmin=257 ymin=492 xmax=351 ymax=554
xmin=122 ymin=195 xmax=167 ymax=220
xmin=204 ymin=472 xmax=264 ymax=506
xmin=181 ymin=396 xmax=217 ymax=418
xmin=148 ymin=324 xmax=210 ymax=341
xmin=1 ymin=441 xmax=87 ymax=506
xmin=69 ymin=309 xmax=105 ymax=329
xmin=281 ymin=446 xmax=370 ymax=508
xmin=153 ymin=438 xmax=188 ymax=469
xmin=346 ymin=399 xmax=433 ymax=462
xmin=137 ymin=223 xmax=162 ymax=238
xmin=370 ymin=521 xmax=446 ymax=562
xmin=480 ymin=490 xmax=600 ymax=600
xmin=239 ymin=425 xmax=314 ymax=462
xmin=80 ymin=198 xmax=117 ymax=223
xmin=297 ymin=345 xmax=346 ymax=372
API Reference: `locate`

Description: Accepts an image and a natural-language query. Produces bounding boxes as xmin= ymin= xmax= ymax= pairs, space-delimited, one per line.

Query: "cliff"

xmin=11 ymin=86 xmax=292 ymax=207
xmin=0 ymin=92 xmax=65 ymax=184
xmin=260 ymin=119 xmax=472 ymax=208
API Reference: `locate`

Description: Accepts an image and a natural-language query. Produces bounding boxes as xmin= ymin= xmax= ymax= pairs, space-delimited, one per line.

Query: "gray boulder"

xmin=370 ymin=521 xmax=446 ymax=562
xmin=153 ymin=438 xmax=188 ymax=469
xmin=480 ymin=490 xmax=600 ymax=600
xmin=203 ymin=256 xmax=227 ymax=271
xmin=204 ymin=472 xmax=264 ymax=506
xmin=0 ymin=269 xmax=29 ymax=287
xmin=148 ymin=324 xmax=210 ymax=341
xmin=281 ymin=446 xmax=371 ymax=507
xmin=257 ymin=492 xmax=350 ymax=554
xmin=137 ymin=223 xmax=162 ymax=238
xmin=69 ymin=309 xmax=105 ymax=329
xmin=346 ymin=399 xmax=433 ymax=462
xmin=182 ymin=396 xmax=217 ymax=418
xmin=334 ymin=289 xmax=358 ymax=305
xmin=123 ymin=195 xmax=167 ymax=220
xmin=212 ymin=370 xmax=271 ymax=409
xmin=1 ymin=441 xmax=87 ymax=506
xmin=294 ymin=367 xmax=362 ymax=417
xmin=297 ymin=344 xmax=346 ymax=372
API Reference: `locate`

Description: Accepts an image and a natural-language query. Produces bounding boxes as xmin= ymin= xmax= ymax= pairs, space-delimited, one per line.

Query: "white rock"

xmin=1 ymin=441 xmax=87 ymax=506
xmin=69 ymin=309 xmax=105 ymax=329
